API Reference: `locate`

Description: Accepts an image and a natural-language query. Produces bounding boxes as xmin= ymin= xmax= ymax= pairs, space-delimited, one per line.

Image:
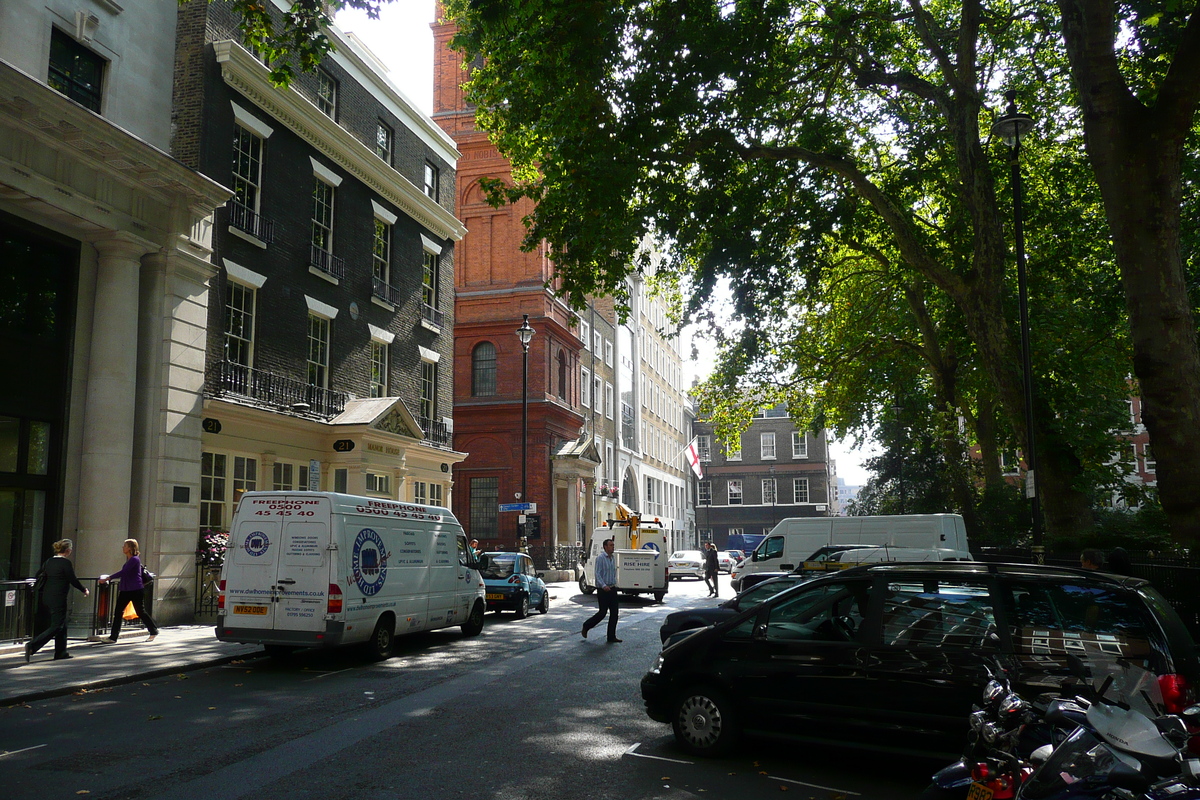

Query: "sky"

xmin=333 ymin=3 xmax=877 ymax=487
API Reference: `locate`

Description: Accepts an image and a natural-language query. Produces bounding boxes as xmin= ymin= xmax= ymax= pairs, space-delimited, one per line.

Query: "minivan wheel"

xmin=515 ymin=593 xmax=530 ymax=619
xmin=461 ymin=601 xmax=485 ymax=636
xmin=368 ymin=615 xmax=395 ymax=661
xmin=672 ymin=686 xmax=738 ymax=756
xmin=579 ymin=576 xmax=595 ymax=595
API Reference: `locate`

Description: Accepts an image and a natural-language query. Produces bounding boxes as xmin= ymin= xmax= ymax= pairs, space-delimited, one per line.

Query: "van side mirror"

xmin=751 ymin=551 xmax=758 ymax=562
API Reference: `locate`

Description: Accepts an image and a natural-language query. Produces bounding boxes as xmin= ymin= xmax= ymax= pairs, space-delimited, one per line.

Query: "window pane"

xmin=472 ymin=342 xmax=496 ymax=396
xmin=470 ymin=477 xmax=499 ymax=537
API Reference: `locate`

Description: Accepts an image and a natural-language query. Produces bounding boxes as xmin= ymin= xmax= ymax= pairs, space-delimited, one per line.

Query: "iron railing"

xmin=3 ymin=577 xmax=152 ymax=643
xmin=422 ymin=303 xmax=445 ymax=328
xmin=227 ymin=202 xmax=275 ymax=243
xmin=527 ymin=544 xmax=584 ymax=572
xmin=310 ymin=244 xmax=346 ymax=281
xmin=195 ymin=564 xmax=222 ymax=617
xmin=208 ymin=360 xmax=348 ymax=418
xmin=0 ymin=579 xmax=37 ymax=644
xmin=417 ymin=416 xmax=452 ymax=449
xmin=372 ymin=276 xmax=404 ymax=307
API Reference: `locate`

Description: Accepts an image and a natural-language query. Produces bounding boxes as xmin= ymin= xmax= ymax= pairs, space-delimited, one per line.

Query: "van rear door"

xmin=225 ymin=517 xmax=283 ymax=631
xmin=275 ymin=519 xmax=330 ymax=634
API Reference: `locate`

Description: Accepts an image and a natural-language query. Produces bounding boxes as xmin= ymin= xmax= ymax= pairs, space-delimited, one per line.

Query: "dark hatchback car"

xmin=641 ymin=562 xmax=1199 ymax=758
xmin=658 ymin=575 xmax=809 ymax=644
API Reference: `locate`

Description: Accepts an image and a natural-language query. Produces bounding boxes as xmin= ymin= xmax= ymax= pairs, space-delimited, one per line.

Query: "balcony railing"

xmin=227 ymin=202 xmax=275 ymax=243
xmin=422 ymin=303 xmax=445 ymax=328
xmin=418 ymin=416 xmax=452 ymax=449
xmin=208 ymin=360 xmax=348 ymax=418
xmin=372 ymin=277 xmax=403 ymax=307
xmin=310 ymin=244 xmax=346 ymax=281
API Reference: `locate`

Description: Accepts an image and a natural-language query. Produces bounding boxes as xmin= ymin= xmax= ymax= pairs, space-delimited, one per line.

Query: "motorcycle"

xmin=1016 ymin=659 xmax=1200 ymax=800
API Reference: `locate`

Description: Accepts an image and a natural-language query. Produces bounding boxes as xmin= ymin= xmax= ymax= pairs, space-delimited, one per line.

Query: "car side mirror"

xmin=536 ymin=572 xmax=544 ymax=579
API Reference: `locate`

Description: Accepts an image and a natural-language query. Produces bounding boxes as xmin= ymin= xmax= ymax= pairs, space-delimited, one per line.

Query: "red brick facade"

xmin=433 ymin=9 xmax=586 ymax=548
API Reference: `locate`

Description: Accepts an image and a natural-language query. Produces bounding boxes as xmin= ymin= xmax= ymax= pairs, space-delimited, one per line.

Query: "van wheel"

xmin=579 ymin=576 xmax=595 ymax=595
xmin=672 ymin=685 xmax=739 ymax=757
xmin=368 ymin=614 xmax=395 ymax=661
xmin=653 ymin=591 xmax=666 ymax=603
xmin=537 ymin=590 xmax=549 ymax=614
xmin=515 ymin=593 xmax=530 ymax=619
xmin=461 ymin=602 xmax=485 ymax=636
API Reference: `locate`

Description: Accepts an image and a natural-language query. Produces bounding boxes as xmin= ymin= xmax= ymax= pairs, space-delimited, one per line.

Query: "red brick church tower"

xmin=432 ymin=7 xmax=594 ymax=551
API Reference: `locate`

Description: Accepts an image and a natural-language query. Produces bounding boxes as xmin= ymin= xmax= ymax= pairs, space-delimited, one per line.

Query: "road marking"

xmin=768 ymin=775 xmax=861 ymax=795
xmin=301 ymin=668 xmax=352 ymax=682
xmin=623 ymin=742 xmax=693 ymax=764
xmin=0 ymin=744 xmax=47 ymax=759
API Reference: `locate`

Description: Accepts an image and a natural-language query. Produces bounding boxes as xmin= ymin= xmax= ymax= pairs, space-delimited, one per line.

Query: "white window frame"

xmin=792 ymin=431 xmax=808 ymax=459
xmin=311 ymin=178 xmax=335 ymax=253
xmin=581 ymin=367 xmax=591 ymax=407
xmin=366 ymin=472 xmax=391 ymax=495
xmin=582 ymin=321 xmax=591 ymax=350
xmin=698 ymin=480 xmax=711 ymax=505
xmin=605 ymin=340 xmax=613 ymax=366
xmin=594 ymin=376 xmax=602 ymax=416
xmin=224 ymin=278 xmax=256 ymax=368
xmin=697 ymin=434 xmax=711 ymax=462
xmin=761 ymin=431 xmax=776 ymax=460
xmin=1143 ymin=443 xmax=1156 ymax=474
xmin=231 ymin=124 xmax=264 ymax=212
xmin=762 ymin=478 xmax=777 ymax=505
xmin=375 ymin=120 xmax=393 ymax=162
xmin=726 ymin=437 xmax=742 ymax=461
xmin=369 ymin=340 xmax=388 ymax=398
xmin=316 ymin=68 xmax=337 ymax=116
xmin=424 ymin=161 xmax=439 ymax=199
xmin=605 ymin=383 xmax=614 ymax=420
xmin=594 ymin=330 xmax=602 ymax=353
xmin=307 ymin=313 xmax=330 ymax=388
xmin=793 ymin=477 xmax=810 ymax=504
xmin=727 ymin=479 xmax=743 ymax=505
xmin=371 ymin=212 xmax=392 ymax=283
xmin=413 ymin=480 xmax=427 ymax=504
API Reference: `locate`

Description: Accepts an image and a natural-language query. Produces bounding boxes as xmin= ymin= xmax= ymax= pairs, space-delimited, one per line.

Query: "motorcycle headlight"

xmin=984 ymin=679 xmax=1006 ymax=705
xmin=969 ymin=710 xmax=988 ymax=732
xmin=999 ymin=693 xmax=1029 ymax=719
xmin=982 ymin=721 xmax=1000 ymax=744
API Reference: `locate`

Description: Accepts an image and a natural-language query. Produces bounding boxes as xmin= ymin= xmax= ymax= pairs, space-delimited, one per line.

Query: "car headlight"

xmin=648 ymin=653 xmax=665 ymax=675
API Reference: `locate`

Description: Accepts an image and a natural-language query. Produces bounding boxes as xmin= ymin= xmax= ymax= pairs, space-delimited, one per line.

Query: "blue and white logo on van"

xmin=641 ymin=542 xmax=660 ymax=551
xmin=351 ymin=528 xmax=390 ymax=596
xmin=243 ymin=531 xmax=270 ymax=556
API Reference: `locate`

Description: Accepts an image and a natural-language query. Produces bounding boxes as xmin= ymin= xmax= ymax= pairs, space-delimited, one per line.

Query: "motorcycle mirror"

xmin=1065 ymin=653 xmax=1090 ymax=680
xmin=1030 ymin=743 xmax=1054 ymax=764
xmin=1182 ymin=704 xmax=1200 ymax=722
xmin=1156 ymin=716 xmax=1191 ymax=750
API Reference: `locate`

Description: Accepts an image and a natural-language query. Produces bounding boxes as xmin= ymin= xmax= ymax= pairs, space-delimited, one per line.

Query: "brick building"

xmin=693 ymin=407 xmax=834 ymax=548
xmin=175 ymin=1 xmax=468 ymax=608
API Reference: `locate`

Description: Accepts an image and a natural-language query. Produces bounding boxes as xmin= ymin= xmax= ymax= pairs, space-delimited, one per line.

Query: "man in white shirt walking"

xmin=582 ymin=539 xmax=622 ymax=642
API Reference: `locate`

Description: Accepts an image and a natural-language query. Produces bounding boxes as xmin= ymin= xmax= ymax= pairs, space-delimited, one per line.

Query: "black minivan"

xmin=641 ymin=562 xmax=1199 ymax=757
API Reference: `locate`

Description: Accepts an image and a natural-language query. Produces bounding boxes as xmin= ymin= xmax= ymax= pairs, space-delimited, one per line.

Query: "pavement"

xmin=0 ymin=579 xmax=584 ymax=707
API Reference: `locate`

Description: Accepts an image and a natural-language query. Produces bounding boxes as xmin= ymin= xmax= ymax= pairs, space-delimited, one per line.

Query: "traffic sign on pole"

xmin=499 ymin=502 xmax=537 ymax=513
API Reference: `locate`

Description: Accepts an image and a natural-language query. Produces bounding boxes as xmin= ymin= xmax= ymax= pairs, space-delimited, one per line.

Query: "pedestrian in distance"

xmin=25 ymin=538 xmax=90 ymax=662
xmin=470 ymin=538 xmax=481 ymax=558
xmin=99 ymin=538 xmax=159 ymax=643
xmin=581 ymin=538 xmax=622 ymax=643
xmin=703 ymin=542 xmax=720 ymax=597
xmin=1080 ymin=548 xmax=1105 ymax=570
xmin=1106 ymin=546 xmax=1133 ymax=576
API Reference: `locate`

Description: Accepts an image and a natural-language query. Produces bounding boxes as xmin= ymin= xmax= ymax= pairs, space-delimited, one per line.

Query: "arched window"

xmin=557 ymin=350 xmax=568 ymax=400
xmin=472 ymin=342 xmax=496 ymax=396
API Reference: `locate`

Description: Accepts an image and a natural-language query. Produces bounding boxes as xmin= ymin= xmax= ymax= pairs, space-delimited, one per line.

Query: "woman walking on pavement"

xmin=99 ymin=538 xmax=158 ymax=643
xmin=25 ymin=538 xmax=89 ymax=662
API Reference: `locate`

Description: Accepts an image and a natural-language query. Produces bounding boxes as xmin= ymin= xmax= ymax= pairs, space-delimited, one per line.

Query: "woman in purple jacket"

xmin=100 ymin=538 xmax=158 ymax=642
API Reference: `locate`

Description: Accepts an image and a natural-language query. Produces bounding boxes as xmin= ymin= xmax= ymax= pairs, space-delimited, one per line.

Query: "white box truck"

xmin=216 ymin=492 xmax=486 ymax=658
xmin=579 ymin=504 xmax=669 ymax=602
xmin=730 ymin=514 xmax=973 ymax=591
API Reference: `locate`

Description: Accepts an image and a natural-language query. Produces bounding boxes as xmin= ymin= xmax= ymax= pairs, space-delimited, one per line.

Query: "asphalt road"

xmin=0 ymin=574 xmax=939 ymax=800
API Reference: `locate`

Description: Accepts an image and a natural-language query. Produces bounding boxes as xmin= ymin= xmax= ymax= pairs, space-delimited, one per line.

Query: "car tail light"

xmin=508 ymin=576 xmax=521 ymax=584
xmin=1160 ymin=674 xmax=1193 ymax=714
xmin=327 ymin=584 xmax=343 ymax=614
xmin=218 ymin=579 xmax=226 ymax=611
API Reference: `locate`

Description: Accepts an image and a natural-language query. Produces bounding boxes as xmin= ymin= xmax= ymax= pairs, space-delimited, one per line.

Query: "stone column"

xmin=76 ymin=236 xmax=156 ymax=579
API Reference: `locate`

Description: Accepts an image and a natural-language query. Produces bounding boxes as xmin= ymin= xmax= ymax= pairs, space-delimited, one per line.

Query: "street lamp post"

xmin=516 ymin=314 xmax=535 ymax=548
xmin=891 ymin=403 xmax=906 ymax=515
xmin=991 ymin=90 xmax=1043 ymax=563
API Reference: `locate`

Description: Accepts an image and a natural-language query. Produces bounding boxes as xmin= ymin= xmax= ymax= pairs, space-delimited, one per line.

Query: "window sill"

xmin=371 ymin=295 xmax=396 ymax=312
xmin=309 ymin=265 xmax=340 ymax=285
xmin=228 ymin=227 xmax=268 ymax=249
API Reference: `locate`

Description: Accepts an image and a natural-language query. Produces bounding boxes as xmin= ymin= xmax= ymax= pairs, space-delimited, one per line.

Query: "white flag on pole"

xmin=685 ymin=437 xmax=704 ymax=479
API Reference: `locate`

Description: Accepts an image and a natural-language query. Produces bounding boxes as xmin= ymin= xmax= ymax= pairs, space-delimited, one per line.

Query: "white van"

xmin=730 ymin=514 xmax=973 ymax=591
xmin=216 ymin=492 xmax=486 ymax=658
xmin=579 ymin=504 xmax=669 ymax=602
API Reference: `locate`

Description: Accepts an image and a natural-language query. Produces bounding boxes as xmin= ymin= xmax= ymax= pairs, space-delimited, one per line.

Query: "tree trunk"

xmin=1057 ymin=0 xmax=1200 ymax=547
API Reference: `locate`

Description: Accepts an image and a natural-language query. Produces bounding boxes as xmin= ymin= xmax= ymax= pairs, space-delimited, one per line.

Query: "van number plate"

xmin=233 ymin=605 xmax=269 ymax=615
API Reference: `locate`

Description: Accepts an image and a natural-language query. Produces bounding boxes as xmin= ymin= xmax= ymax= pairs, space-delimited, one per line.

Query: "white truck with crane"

xmin=578 ymin=504 xmax=669 ymax=603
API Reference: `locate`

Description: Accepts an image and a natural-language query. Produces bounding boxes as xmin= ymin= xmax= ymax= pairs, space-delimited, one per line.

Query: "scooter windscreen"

xmin=1019 ymin=726 xmax=1145 ymax=799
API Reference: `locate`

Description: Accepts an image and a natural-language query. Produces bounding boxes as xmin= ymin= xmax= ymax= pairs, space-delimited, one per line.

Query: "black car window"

xmin=881 ymin=580 xmax=995 ymax=650
xmin=761 ymin=536 xmax=784 ymax=560
xmin=1000 ymin=581 xmax=1159 ymax=661
xmin=736 ymin=577 xmax=804 ymax=608
xmin=760 ymin=581 xmax=868 ymax=642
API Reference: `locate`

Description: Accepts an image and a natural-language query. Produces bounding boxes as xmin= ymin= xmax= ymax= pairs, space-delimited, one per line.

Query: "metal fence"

xmin=527 ymin=544 xmax=583 ymax=572
xmin=0 ymin=577 xmax=154 ymax=644
xmin=195 ymin=564 xmax=222 ymax=617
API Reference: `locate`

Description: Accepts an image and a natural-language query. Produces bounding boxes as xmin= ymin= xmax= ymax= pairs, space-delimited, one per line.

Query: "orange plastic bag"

xmin=122 ymin=601 xmax=138 ymax=621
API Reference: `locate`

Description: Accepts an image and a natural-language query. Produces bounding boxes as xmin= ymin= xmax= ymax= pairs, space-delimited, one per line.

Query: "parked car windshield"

xmin=671 ymin=551 xmax=701 ymax=560
xmin=735 ymin=577 xmax=805 ymax=607
xmin=480 ymin=554 xmax=518 ymax=579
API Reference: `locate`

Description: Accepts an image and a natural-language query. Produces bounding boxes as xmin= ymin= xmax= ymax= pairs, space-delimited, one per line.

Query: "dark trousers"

xmin=705 ymin=570 xmax=719 ymax=596
xmin=583 ymin=587 xmax=620 ymax=640
xmin=110 ymin=589 xmax=158 ymax=637
xmin=29 ymin=604 xmax=69 ymax=657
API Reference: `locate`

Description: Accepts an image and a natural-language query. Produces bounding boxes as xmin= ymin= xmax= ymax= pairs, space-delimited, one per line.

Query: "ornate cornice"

xmin=214 ymin=41 xmax=467 ymax=243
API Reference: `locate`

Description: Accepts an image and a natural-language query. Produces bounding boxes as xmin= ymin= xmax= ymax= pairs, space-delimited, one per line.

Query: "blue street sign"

xmin=499 ymin=502 xmax=536 ymax=512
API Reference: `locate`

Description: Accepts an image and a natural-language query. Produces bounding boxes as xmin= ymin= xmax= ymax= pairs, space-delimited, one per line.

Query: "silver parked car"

xmin=667 ymin=550 xmax=705 ymax=580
